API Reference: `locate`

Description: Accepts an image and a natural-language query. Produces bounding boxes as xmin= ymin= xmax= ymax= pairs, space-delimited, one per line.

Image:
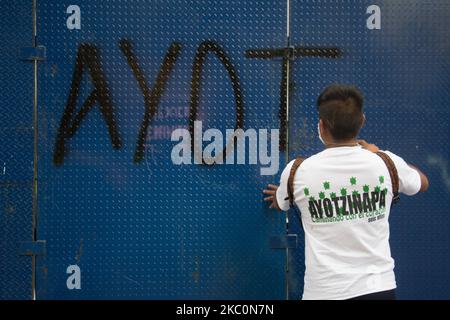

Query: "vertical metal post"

xmin=284 ymin=0 xmax=291 ymax=301
xmin=31 ymin=0 xmax=38 ymax=300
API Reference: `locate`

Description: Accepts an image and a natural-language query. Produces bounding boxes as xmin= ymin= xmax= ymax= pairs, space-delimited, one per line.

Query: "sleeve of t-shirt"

xmin=275 ymin=160 xmax=296 ymax=211
xmin=383 ymin=150 xmax=422 ymax=196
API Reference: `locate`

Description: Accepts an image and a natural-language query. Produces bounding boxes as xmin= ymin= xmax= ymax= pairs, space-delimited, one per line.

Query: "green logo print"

xmin=306 ymin=175 xmax=387 ymax=224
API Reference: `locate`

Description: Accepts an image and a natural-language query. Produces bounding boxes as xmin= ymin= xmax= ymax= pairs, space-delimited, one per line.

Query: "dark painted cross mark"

xmin=245 ymin=46 xmax=341 ymax=152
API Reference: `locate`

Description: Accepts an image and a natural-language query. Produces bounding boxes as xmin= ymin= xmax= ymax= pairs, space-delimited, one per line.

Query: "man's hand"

xmin=263 ymin=184 xmax=282 ymax=211
xmin=358 ymin=139 xmax=379 ymax=153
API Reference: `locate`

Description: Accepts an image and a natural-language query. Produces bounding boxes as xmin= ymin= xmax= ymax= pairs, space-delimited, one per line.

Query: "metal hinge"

xmin=18 ymin=240 xmax=46 ymax=256
xmin=269 ymin=234 xmax=298 ymax=249
xmin=19 ymin=45 xmax=46 ymax=61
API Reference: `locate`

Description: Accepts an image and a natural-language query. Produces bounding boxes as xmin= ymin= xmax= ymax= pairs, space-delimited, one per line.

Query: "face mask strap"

xmin=317 ymin=121 xmax=326 ymax=145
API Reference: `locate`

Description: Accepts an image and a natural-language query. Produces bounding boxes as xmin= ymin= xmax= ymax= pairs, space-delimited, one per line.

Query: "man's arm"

xmin=407 ymin=163 xmax=429 ymax=192
xmin=358 ymin=139 xmax=429 ymax=193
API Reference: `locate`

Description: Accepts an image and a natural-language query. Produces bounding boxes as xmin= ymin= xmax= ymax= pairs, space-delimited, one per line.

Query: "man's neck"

xmin=325 ymin=139 xmax=359 ymax=148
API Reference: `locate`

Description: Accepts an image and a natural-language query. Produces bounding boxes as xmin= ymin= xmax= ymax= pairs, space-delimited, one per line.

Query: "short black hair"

xmin=317 ymin=84 xmax=364 ymax=141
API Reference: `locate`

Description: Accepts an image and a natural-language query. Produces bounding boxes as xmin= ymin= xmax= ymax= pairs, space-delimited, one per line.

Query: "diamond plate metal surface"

xmin=2 ymin=0 xmax=449 ymax=300
xmin=288 ymin=0 xmax=450 ymax=300
xmin=0 ymin=1 xmax=33 ymax=300
xmin=36 ymin=0 xmax=286 ymax=299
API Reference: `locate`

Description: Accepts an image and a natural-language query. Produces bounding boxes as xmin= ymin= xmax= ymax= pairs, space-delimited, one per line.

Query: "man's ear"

xmin=361 ymin=114 xmax=366 ymax=128
xmin=318 ymin=118 xmax=324 ymax=134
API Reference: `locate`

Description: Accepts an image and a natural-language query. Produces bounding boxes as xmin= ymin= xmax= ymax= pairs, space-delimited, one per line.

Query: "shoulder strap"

xmin=287 ymin=156 xmax=305 ymax=207
xmin=375 ymin=151 xmax=400 ymax=205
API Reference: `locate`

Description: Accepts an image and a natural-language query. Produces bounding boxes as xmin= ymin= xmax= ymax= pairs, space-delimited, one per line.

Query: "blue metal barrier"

xmin=1 ymin=0 xmax=449 ymax=299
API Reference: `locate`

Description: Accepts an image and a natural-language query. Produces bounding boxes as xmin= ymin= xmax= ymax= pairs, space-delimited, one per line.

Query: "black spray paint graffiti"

xmin=54 ymin=40 xmax=244 ymax=165
xmin=188 ymin=41 xmax=245 ymax=163
xmin=54 ymin=40 xmax=341 ymax=165
xmin=118 ymin=39 xmax=182 ymax=163
xmin=53 ymin=43 xmax=121 ymax=165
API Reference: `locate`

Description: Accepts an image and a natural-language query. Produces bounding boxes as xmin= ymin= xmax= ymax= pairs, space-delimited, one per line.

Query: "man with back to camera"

xmin=263 ymin=84 xmax=429 ymax=300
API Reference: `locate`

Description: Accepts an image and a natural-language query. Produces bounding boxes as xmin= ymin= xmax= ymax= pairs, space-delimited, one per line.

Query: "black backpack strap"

xmin=286 ymin=156 xmax=305 ymax=207
xmin=375 ymin=151 xmax=400 ymax=205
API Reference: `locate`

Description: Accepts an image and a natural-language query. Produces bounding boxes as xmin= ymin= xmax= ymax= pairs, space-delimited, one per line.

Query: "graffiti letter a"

xmin=53 ymin=43 xmax=121 ymax=165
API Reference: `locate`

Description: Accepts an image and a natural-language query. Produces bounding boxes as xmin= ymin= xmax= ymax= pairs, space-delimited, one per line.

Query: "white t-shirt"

xmin=276 ymin=145 xmax=421 ymax=300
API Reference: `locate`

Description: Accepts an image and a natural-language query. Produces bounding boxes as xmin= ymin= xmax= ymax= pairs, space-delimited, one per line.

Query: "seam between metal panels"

xmin=32 ymin=0 xmax=38 ymax=301
xmin=284 ymin=0 xmax=291 ymax=301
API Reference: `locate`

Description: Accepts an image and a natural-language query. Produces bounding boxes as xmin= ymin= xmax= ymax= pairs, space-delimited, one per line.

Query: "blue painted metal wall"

xmin=35 ymin=0 xmax=286 ymax=299
xmin=1 ymin=0 xmax=449 ymax=299
xmin=0 ymin=1 xmax=33 ymax=300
